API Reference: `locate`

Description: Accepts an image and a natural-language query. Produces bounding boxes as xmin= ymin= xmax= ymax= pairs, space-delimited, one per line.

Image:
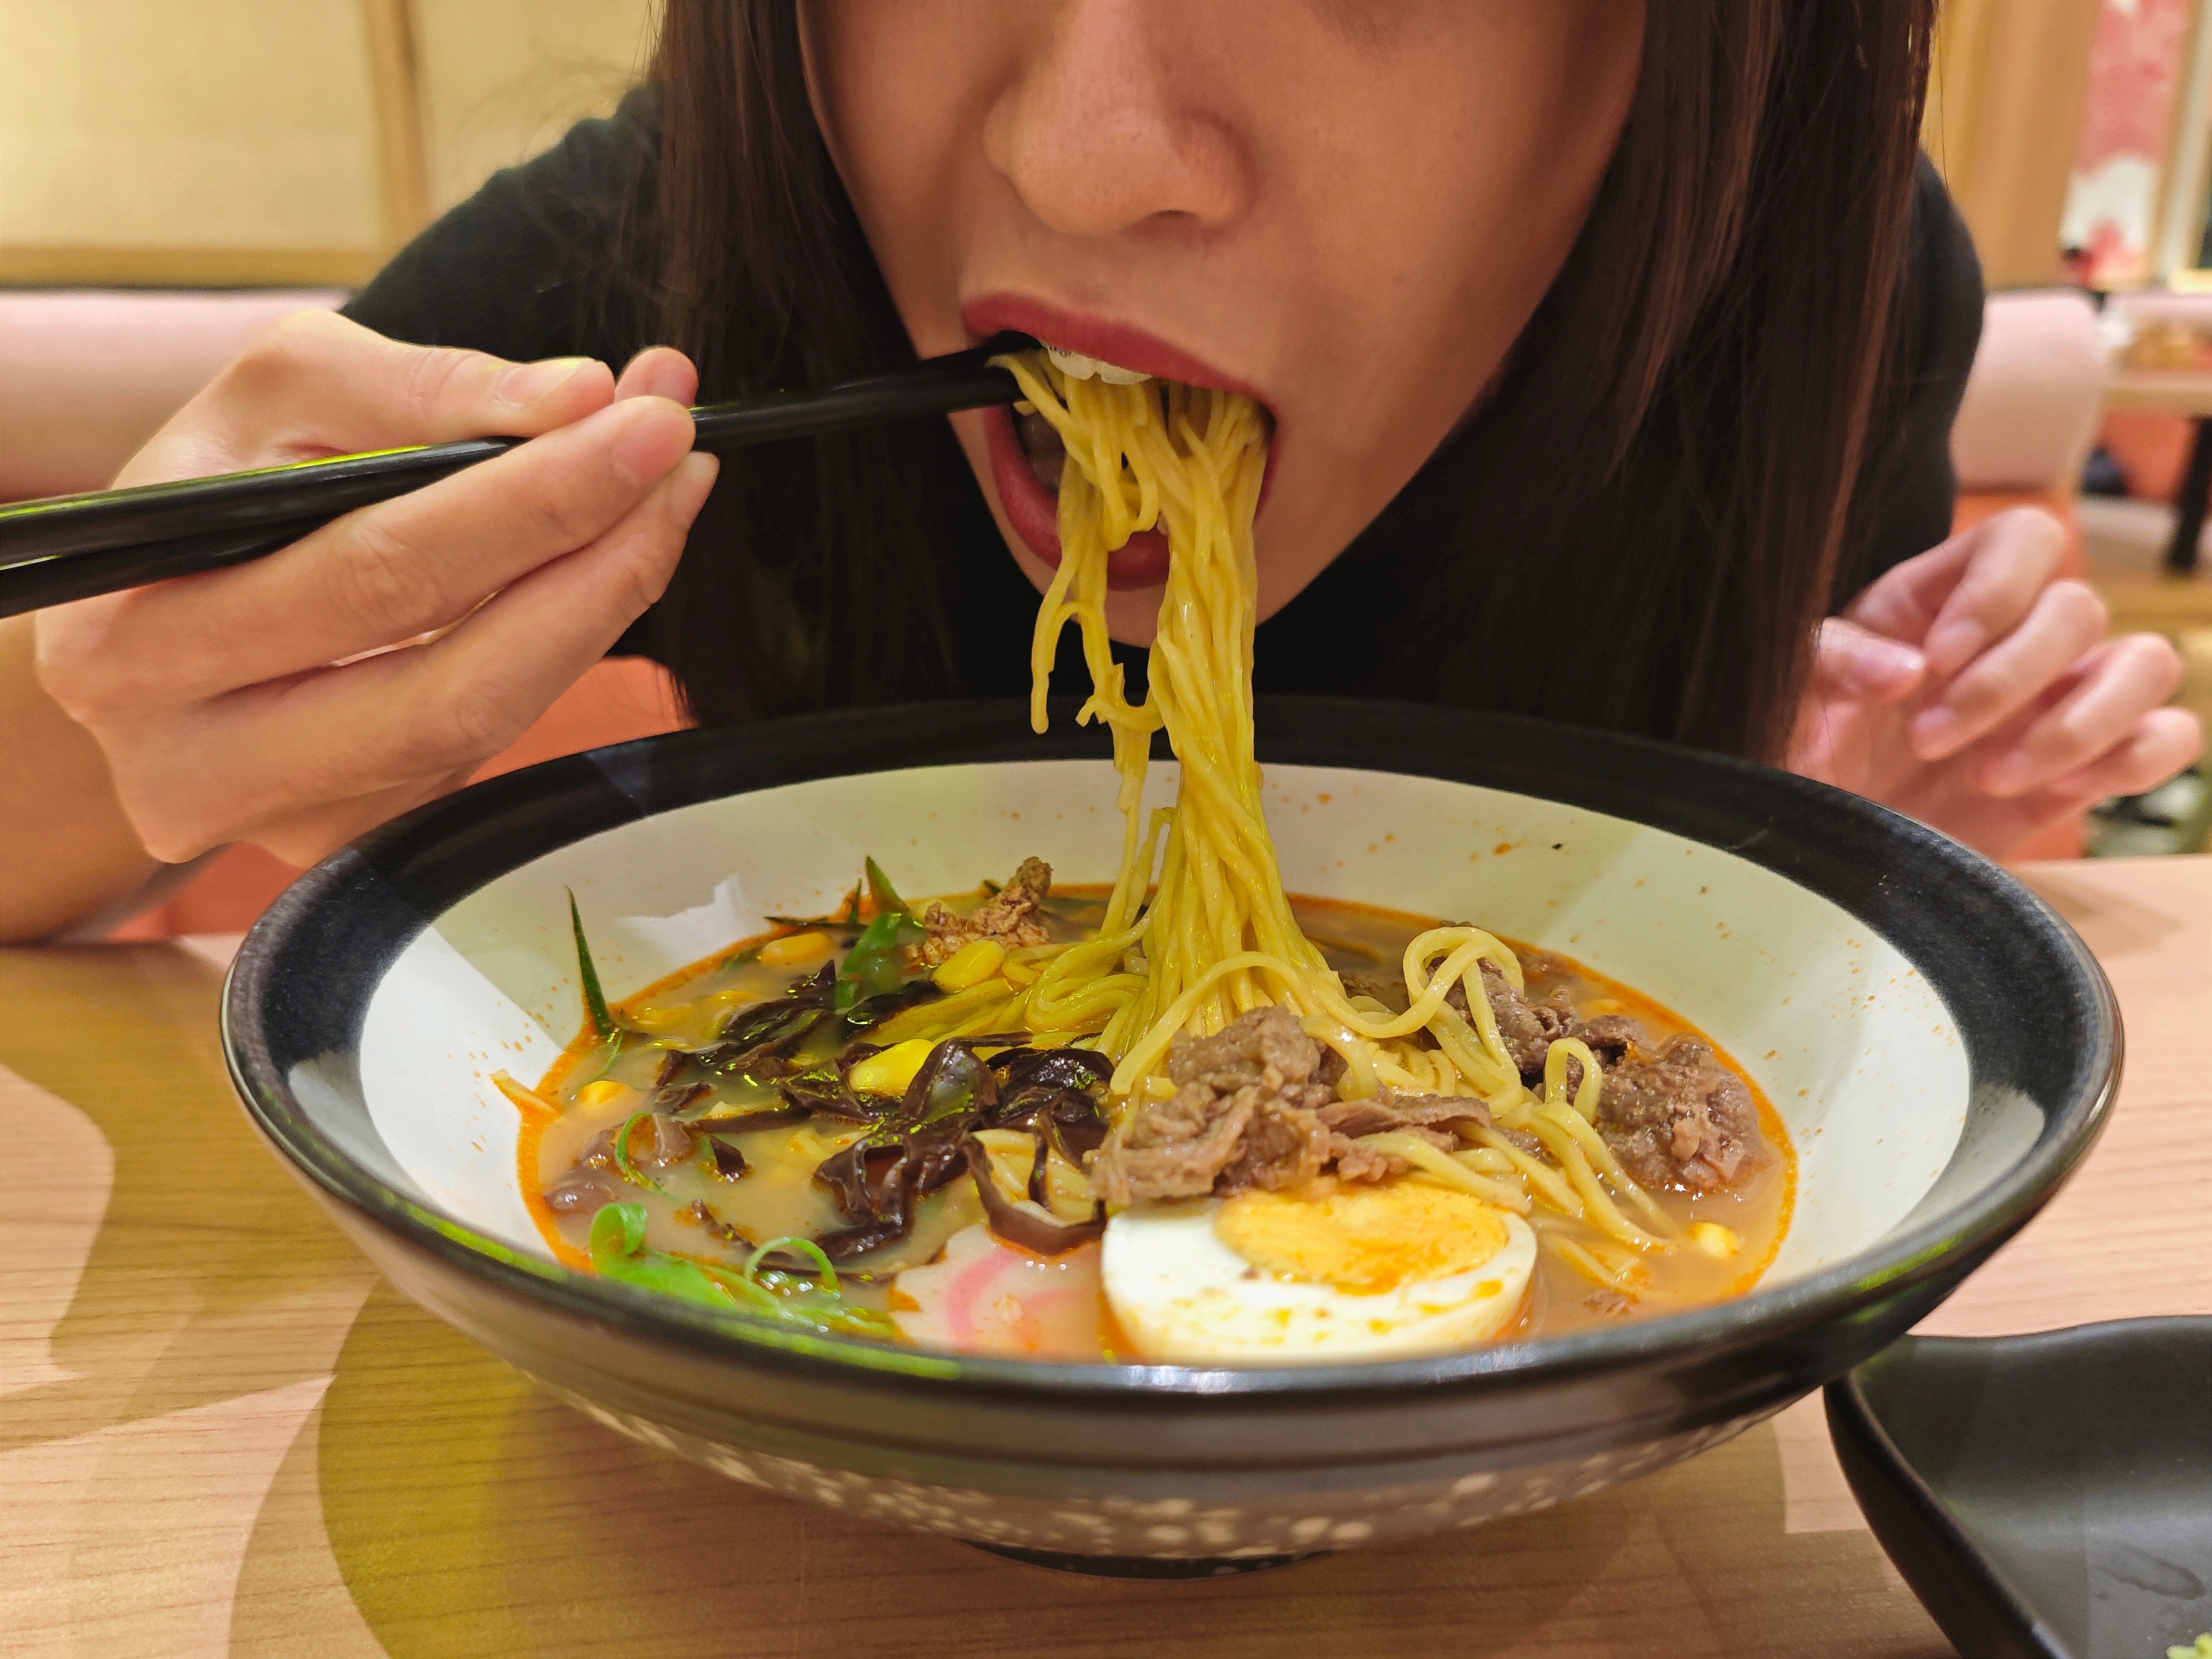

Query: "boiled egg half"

xmin=1100 ymin=1179 xmax=1535 ymax=1364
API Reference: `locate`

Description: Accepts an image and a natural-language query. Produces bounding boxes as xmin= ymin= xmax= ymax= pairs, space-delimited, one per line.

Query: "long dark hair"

xmin=632 ymin=2 xmax=1936 ymax=762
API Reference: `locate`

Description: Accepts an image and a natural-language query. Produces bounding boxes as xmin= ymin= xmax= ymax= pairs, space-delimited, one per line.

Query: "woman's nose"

xmin=983 ymin=0 xmax=1253 ymax=240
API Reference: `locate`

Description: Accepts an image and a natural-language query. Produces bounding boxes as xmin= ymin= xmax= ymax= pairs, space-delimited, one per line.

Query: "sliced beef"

xmin=912 ymin=856 xmax=1055 ymax=968
xmin=1092 ymin=1008 xmax=1493 ymax=1203
xmin=1091 ymin=1005 xmax=1336 ymax=1205
xmin=1595 ymin=1032 xmax=1766 ymax=1192
xmin=1314 ymin=1094 xmax=1475 ymax=1141
xmin=1318 ymin=1092 xmax=1490 ymax=1180
xmin=1167 ymin=1002 xmax=1324 ymax=1094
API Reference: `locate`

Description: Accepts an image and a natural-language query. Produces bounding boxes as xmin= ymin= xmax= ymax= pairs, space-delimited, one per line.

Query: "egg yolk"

xmin=1213 ymin=1180 xmax=1510 ymax=1295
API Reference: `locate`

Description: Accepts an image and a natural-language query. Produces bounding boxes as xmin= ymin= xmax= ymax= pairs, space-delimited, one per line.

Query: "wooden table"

xmin=4 ymin=857 xmax=2208 ymax=1658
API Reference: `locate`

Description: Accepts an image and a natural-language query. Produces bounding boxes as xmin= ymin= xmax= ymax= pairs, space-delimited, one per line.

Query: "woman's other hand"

xmin=1789 ymin=506 xmax=2202 ymax=857
xmin=24 ymin=311 xmax=714 ymax=904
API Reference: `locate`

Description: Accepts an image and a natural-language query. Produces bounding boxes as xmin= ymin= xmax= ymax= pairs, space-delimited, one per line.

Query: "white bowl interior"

xmin=355 ymin=760 xmax=1967 ymax=1292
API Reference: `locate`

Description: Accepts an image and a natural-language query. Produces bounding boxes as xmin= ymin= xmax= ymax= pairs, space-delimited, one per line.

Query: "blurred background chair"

xmin=1946 ymin=288 xmax=2114 ymax=858
xmin=1948 ymin=287 xmax=2108 ymax=579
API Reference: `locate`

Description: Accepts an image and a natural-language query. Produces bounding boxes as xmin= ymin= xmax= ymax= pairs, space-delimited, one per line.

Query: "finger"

xmin=1914 ymin=508 xmax=2068 ymax=677
xmin=615 ymin=346 xmax=700 ymax=406
xmin=197 ymin=309 xmax=617 ymax=459
xmin=2038 ymin=706 xmax=2206 ymax=804
xmin=1844 ymin=508 xmax=2066 ymax=669
xmin=1979 ymin=634 xmax=2186 ymax=797
xmin=1907 ymin=579 xmax=2108 ymax=761
xmin=122 ymin=451 xmax=718 ymax=858
xmin=63 ymin=397 xmax=700 ymax=711
xmin=1804 ymin=617 xmax=1926 ymax=704
xmin=1843 ymin=530 xmax=1976 ymax=643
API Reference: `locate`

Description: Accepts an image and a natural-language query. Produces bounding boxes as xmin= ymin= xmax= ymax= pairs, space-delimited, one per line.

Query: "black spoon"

xmin=0 ymin=334 xmax=1034 ymax=619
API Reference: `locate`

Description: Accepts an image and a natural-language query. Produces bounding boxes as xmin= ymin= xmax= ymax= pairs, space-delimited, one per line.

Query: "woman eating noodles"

xmin=0 ymin=0 xmax=2199 ymax=941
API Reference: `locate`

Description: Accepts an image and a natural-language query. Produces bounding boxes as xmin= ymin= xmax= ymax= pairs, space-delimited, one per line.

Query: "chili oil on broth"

xmin=514 ymin=885 xmax=1793 ymax=1355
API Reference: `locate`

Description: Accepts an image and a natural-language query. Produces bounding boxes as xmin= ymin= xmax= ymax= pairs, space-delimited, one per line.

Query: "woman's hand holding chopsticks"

xmin=15 ymin=311 xmax=714 ymax=911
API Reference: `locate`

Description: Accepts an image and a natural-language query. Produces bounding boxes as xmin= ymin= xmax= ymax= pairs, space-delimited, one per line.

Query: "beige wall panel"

xmin=413 ymin=0 xmax=657 ymax=216
xmin=0 ymin=0 xmax=382 ymax=251
xmin=1922 ymin=0 xmax=2102 ymax=289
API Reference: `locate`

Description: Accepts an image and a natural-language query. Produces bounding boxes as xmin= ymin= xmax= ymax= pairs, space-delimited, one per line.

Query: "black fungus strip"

xmin=1026 ymin=1132 xmax=1051 ymax=1206
xmin=707 ymin=1137 xmax=749 ymax=1180
xmin=961 ymin=1136 xmax=1106 ymax=1256
xmin=780 ymin=1070 xmax=890 ymax=1123
xmin=650 ymin=1080 xmax=714 ymax=1115
xmin=842 ymin=980 xmax=941 ymax=1032
xmin=802 ymin=1037 xmax=1112 ymax=1262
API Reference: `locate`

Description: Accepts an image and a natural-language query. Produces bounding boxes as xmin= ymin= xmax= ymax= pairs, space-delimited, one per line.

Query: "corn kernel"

xmin=932 ymin=938 xmax=1006 ymax=991
xmin=759 ymin=929 xmax=832 ymax=967
xmin=624 ymin=1003 xmax=692 ymax=1032
xmin=848 ymin=1038 xmax=936 ymax=1098
xmin=1690 ymin=1221 xmax=1741 ymax=1259
xmin=1000 ymin=956 xmax=1041 ymax=988
xmin=576 ymin=1079 xmax=631 ymax=1110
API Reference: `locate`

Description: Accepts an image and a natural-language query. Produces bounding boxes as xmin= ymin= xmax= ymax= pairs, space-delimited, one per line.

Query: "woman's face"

xmin=801 ymin=0 xmax=1643 ymax=642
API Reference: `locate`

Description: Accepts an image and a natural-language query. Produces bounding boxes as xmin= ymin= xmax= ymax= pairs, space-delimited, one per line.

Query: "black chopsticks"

xmin=0 ymin=335 xmax=1033 ymax=619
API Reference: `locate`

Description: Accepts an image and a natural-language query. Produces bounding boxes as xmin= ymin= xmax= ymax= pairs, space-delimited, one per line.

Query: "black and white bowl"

xmin=222 ymin=698 xmax=2118 ymax=1568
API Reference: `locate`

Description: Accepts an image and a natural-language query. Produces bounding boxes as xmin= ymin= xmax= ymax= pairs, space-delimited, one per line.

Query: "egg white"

xmin=1100 ymin=1197 xmax=1536 ymax=1365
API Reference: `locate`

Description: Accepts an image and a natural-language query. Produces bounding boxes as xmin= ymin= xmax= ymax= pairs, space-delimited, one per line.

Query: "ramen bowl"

xmin=222 ymin=697 xmax=2117 ymax=1569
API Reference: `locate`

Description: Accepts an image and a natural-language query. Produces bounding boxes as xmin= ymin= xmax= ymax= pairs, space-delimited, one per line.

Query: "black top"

xmin=346 ymin=95 xmax=1983 ymax=723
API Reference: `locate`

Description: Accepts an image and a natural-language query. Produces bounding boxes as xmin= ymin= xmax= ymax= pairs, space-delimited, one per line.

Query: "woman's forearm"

xmin=0 ymin=615 xmax=159 ymax=942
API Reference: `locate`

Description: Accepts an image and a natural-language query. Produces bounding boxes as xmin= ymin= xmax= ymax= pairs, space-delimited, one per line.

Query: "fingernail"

xmin=495 ymin=356 xmax=595 ymax=405
xmin=1846 ymin=639 xmax=1924 ymax=695
xmin=610 ymin=404 xmax=690 ymax=483
xmin=1924 ymin=619 xmax=1984 ymax=674
xmin=1910 ymin=706 xmax=1962 ymax=758
xmin=668 ymin=452 xmax=720 ymax=522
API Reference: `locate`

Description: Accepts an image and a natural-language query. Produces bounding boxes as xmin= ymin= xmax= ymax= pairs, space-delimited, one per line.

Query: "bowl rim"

xmin=222 ymin=696 xmax=2122 ymax=1402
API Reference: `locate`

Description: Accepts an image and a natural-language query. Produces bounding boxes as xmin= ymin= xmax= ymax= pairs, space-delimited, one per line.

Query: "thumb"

xmin=1807 ymin=617 xmax=1927 ymax=706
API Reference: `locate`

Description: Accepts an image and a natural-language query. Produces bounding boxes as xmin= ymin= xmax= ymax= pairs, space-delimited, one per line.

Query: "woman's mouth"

xmin=965 ymin=294 xmax=1275 ymax=590
xmin=983 ymin=372 xmax=1171 ymax=590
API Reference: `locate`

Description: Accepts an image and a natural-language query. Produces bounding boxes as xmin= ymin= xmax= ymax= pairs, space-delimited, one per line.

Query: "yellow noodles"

xmin=886 ymin=351 xmax=1676 ymax=1273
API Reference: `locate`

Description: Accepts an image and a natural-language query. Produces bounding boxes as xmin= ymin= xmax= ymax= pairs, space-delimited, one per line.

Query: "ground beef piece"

xmin=1338 ymin=969 xmax=1410 ymax=1012
xmin=1091 ymin=1005 xmax=1337 ymax=1205
xmin=1596 ymin=1033 xmax=1766 ymax=1192
xmin=1468 ymin=960 xmax=1579 ymax=1080
xmin=911 ymin=857 xmax=1055 ymax=967
xmin=1545 ymin=1012 xmax=1650 ymax=1098
xmin=1569 ymin=1014 xmax=1644 ymax=1067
